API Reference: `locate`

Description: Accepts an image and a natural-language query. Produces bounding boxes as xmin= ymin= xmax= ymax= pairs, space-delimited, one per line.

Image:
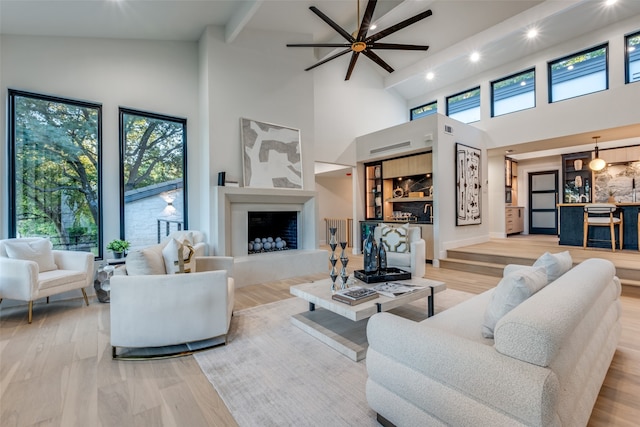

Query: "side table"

xmin=94 ymin=259 xmax=125 ymax=303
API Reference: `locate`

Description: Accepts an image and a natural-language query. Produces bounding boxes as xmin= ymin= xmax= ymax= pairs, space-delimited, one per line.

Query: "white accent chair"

xmin=0 ymin=237 xmax=94 ymax=323
xmin=110 ymin=255 xmax=234 ymax=359
xmin=374 ymin=225 xmax=426 ymax=278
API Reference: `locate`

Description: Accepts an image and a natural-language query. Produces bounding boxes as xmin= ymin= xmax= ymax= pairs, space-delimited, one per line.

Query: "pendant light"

xmin=589 ymin=136 xmax=606 ymax=171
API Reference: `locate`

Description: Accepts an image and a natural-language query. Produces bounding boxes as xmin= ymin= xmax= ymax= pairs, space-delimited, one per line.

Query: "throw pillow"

xmin=4 ymin=238 xmax=58 ymax=272
xmin=162 ymin=238 xmax=195 ymax=274
xmin=533 ymin=251 xmax=572 ymax=282
xmin=125 ymin=245 xmax=166 ymax=275
xmin=379 ymin=223 xmax=410 ymax=253
xmin=481 ymin=266 xmax=548 ymax=339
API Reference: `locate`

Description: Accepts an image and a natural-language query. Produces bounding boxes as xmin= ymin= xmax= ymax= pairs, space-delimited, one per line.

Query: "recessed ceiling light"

xmin=527 ymin=28 xmax=538 ymax=39
xmin=470 ymin=51 xmax=480 ymax=62
xmin=605 ymin=0 xmax=618 ymax=6
xmin=370 ymin=24 xmax=377 ymax=30
xmin=426 ymin=72 xmax=434 ymax=80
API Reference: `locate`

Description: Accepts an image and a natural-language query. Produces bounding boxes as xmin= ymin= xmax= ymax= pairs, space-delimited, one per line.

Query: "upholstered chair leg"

xmin=28 ymin=301 xmax=33 ymax=324
xmin=81 ymin=288 xmax=89 ymax=306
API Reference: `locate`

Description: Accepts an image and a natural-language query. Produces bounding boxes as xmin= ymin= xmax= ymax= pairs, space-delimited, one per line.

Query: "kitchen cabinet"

xmin=382 ymin=153 xmax=432 ymax=179
xmin=505 ymin=206 xmax=524 ymax=235
xmin=562 ymin=152 xmax=592 ymax=203
xmin=364 ymin=162 xmax=384 ymax=220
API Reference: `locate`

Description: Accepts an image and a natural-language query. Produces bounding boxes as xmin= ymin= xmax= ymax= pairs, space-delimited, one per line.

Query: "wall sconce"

xmin=159 ymin=191 xmax=180 ymax=218
xmin=589 ymin=136 xmax=606 ymax=171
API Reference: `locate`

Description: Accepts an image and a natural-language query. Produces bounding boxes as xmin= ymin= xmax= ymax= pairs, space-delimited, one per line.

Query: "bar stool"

xmin=583 ymin=203 xmax=623 ymax=251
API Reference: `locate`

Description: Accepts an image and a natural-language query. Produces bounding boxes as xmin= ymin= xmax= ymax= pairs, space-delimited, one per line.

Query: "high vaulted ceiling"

xmin=2 ymin=0 xmax=640 ymax=103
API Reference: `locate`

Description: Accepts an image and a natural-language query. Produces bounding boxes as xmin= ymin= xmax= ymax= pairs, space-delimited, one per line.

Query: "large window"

xmin=119 ymin=108 xmax=187 ymax=248
xmin=548 ymin=44 xmax=608 ymax=103
xmin=446 ymin=87 xmax=480 ymax=123
xmin=410 ymin=101 xmax=437 ymax=120
xmin=626 ymin=30 xmax=640 ymax=84
xmin=8 ymin=90 xmax=102 ymax=256
xmin=491 ymin=68 xmax=535 ymax=117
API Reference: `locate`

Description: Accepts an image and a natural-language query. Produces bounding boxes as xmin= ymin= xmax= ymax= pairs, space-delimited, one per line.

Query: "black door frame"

xmin=528 ymin=170 xmax=559 ymax=235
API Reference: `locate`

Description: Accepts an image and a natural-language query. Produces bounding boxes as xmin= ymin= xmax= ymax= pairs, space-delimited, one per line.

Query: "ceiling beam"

xmin=225 ymin=0 xmax=263 ymax=43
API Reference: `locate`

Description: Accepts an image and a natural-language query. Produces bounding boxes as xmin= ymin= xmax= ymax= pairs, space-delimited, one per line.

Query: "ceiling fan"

xmin=287 ymin=0 xmax=432 ymax=80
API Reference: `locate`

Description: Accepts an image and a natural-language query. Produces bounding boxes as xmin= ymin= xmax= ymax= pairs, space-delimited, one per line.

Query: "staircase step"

xmin=438 ymin=258 xmax=505 ymax=278
xmin=446 ymin=249 xmax=533 ymax=266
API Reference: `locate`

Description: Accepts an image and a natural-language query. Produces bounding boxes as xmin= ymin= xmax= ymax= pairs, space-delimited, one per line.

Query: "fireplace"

xmin=210 ymin=187 xmax=327 ymax=287
xmin=248 ymin=211 xmax=298 ymax=253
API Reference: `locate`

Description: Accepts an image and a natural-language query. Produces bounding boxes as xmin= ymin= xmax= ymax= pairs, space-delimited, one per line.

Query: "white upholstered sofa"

xmin=109 ymin=231 xmax=234 ymax=359
xmin=366 ymin=257 xmax=620 ymax=426
xmin=374 ymin=224 xmax=425 ymax=278
xmin=0 ymin=237 xmax=94 ymax=323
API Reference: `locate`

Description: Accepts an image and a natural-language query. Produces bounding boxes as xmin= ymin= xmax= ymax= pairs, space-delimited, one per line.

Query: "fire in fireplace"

xmin=247 ymin=211 xmax=298 ymax=254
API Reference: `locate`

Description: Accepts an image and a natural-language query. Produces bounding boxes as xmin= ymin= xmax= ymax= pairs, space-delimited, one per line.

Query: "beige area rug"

xmin=194 ymin=289 xmax=474 ymax=427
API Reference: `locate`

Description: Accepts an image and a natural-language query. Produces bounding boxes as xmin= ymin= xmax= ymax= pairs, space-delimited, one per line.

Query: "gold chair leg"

xmin=610 ymin=222 xmax=615 ymax=252
xmin=28 ymin=301 xmax=33 ymax=324
xmin=583 ymin=218 xmax=588 ymax=249
xmin=81 ymin=288 xmax=89 ymax=306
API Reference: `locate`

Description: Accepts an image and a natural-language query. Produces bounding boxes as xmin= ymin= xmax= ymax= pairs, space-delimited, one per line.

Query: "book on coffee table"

xmin=371 ymin=282 xmax=424 ymax=298
xmin=331 ymin=287 xmax=379 ymax=305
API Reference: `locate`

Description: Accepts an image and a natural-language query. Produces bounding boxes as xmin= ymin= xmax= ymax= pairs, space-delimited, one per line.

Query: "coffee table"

xmin=290 ymin=277 xmax=446 ymax=361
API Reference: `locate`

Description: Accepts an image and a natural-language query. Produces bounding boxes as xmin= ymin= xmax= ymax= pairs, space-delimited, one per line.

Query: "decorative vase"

xmin=574 ymin=159 xmax=583 ymax=171
xmin=339 ymin=241 xmax=349 ymax=289
xmin=328 ymin=227 xmax=338 ymax=292
xmin=363 ymin=231 xmax=378 ymax=274
xmin=378 ymin=238 xmax=387 ymax=272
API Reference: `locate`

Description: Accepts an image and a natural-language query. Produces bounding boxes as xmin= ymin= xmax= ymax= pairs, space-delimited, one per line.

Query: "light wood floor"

xmin=0 ymin=240 xmax=638 ymax=426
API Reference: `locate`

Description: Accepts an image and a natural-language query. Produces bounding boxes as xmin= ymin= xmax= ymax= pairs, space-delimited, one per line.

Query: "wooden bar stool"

xmin=583 ymin=203 xmax=623 ymax=251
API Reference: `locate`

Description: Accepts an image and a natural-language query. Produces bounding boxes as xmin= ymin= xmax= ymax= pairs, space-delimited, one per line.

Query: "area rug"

xmin=194 ymin=289 xmax=474 ymax=427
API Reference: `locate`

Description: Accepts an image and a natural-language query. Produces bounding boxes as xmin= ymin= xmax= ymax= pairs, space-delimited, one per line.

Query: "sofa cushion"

xmin=482 ymin=266 xmax=548 ymax=338
xmin=3 ymin=238 xmax=58 ymax=272
xmin=533 ymin=251 xmax=572 ymax=282
xmin=379 ymin=223 xmax=409 ymax=253
xmin=125 ymin=244 xmax=165 ymax=275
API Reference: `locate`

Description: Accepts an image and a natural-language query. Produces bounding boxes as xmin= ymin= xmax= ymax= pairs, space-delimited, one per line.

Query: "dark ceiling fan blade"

xmin=370 ymin=43 xmax=429 ymax=51
xmin=362 ymin=50 xmax=394 ymax=73
xmin=367 ymin=9 xmax=432 ymax=43
xmin=304 ymin=48 xmax=352 ymax=72
xmin=345 ymin=52 xmax=361 ymax=81
xmin=287 ymin=43 xmax=351 ymax=48
xmin=309 ymin=6 xmax=355 ymax=43
xmin=356 ymin=0 xmax=378 ymax=41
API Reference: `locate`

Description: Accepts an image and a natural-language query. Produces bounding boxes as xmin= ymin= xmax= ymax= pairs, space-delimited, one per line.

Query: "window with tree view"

xmin=9 ymin=90 xmax=102 ymax=256
xmin=410 ymin=101 xmax=437 ymax=120
xmin=446 ymin=87 xmax=480 ymax=124
xmin=120 ymin=109 xmax=187 ymax=249
xmin=491 ymin=69 xmax=535 ymax=117
xmin=626 ymin=31 xmax=640 ymax=83
xmin=549 ymin=44 xmax=608 ymax=103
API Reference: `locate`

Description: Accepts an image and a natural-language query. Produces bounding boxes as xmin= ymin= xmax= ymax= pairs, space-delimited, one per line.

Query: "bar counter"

xmin=557 ymin=202 xmax=640 ymax=249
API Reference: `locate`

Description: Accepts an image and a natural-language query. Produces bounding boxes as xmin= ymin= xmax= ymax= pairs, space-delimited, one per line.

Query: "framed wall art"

xmin=455 ymin=143 xmax=481 ymax=225
xmin=240 ymin=118 xmax=303 ymax=189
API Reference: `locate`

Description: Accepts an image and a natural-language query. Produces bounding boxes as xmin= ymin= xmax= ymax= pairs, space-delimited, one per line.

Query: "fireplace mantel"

xmin=210 ymin=187 xmax=318 ymax=257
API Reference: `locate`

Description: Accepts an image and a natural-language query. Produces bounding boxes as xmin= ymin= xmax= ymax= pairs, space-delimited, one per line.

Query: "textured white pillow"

xmin=533 ymin=251 xmax=572 ymax=282
xmin=482 ymin=266 xmax=548 ymax=339
xmin=4 ymin=239 xmax=58 ymax=272
xmin=379 ymin=223 xmax=409 ymax=253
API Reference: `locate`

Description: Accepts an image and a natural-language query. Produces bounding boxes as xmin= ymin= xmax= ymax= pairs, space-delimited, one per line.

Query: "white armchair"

xmin=0 ymin=238 xmax=94 ymax=323
xmin=374 ymin=224 xmax=426 ymax=278
xmin=110 ymin=256 xmax=234 ymax=359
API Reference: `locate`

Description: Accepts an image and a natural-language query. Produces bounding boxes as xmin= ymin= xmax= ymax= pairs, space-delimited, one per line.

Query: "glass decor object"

xmin=363 ymin=231 xmax=378 ymax=273
xmin=339 ymin=241 xmax=349 ymax=290
xmin=378 ymin=238 xmax=387 ymax=271
xmin=329 ymin=227 xmax=338 ymax=292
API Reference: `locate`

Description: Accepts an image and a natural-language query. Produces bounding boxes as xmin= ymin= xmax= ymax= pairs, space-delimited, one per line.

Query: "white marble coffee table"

xmin=290 ymin=277 xmax=446 ymax=361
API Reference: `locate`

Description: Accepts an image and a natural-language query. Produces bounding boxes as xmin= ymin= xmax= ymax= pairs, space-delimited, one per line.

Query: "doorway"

xmin=528 ymin=171 xmax=558 ymax=235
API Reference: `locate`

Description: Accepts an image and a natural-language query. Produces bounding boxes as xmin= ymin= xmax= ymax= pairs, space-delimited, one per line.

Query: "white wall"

xmin=0 ymin=35 xmax=200 ymax=250
xmin=315 ymin=174 xmax=353 ymax=245
xmin=409 ymin=14 xmax=640 ymax=149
